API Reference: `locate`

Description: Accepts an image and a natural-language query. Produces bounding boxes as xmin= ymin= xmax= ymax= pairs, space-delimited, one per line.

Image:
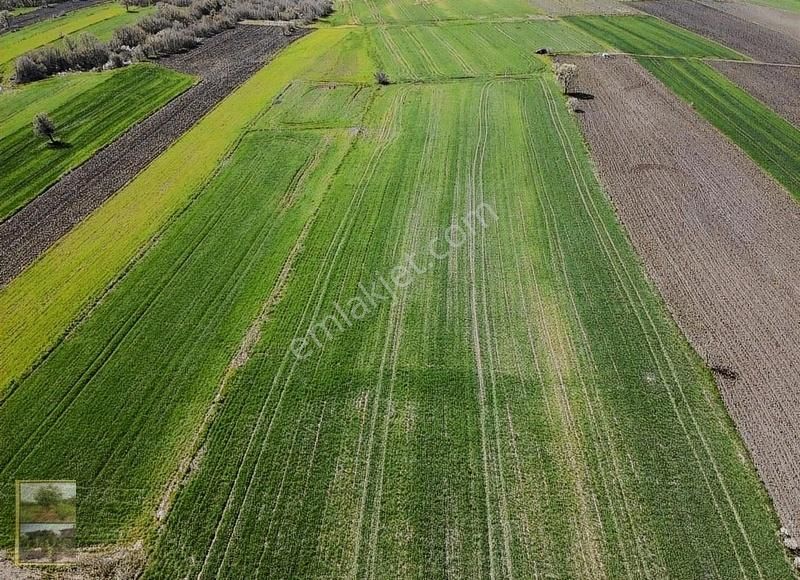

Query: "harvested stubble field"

xmin=638 ymin=57 xmax=800 ymax=200
xmin=0 ymin=63 xmax=192 ymax=221
xmin=0 ymin=25 xmax=301 ymax=286
xmin=633 ymin=0 xmax=800 ymax=63
xmin=565 ymin=14 xmax=743 ymax=58
xmin=559 ymin=52 xmax=800 ymax=540
xmin=708 ymin=61 xmax=800 ymax=128
xmin=0 ymin=0 xmax=797 ymax=577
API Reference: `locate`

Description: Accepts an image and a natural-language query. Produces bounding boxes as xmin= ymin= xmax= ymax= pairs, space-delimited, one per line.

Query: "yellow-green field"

xmin=0 ymin=0 xmax=794 ymax=577
xmin=0 ymin=3 xmax=149 ymax=78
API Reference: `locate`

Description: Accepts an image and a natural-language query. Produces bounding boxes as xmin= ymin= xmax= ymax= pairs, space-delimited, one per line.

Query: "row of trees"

xmin=14 ymin=0 xmax=333 ymax=83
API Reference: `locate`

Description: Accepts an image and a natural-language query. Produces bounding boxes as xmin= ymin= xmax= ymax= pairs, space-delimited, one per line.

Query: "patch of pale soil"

xmin=0 ymin=543 xmax=144 ymax=579
xmin=709 ymin=60 xmax=800 ymax=128
xmin=701 ymin=0 xmax=800 ymax=40
xmin=528 ymin=0 xmax=638 ymax=15
xmin=558 ymin=54 xmax=800 ymax=537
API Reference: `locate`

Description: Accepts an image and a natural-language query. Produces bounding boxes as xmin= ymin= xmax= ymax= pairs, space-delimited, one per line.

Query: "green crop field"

xmin=331 ymin=0 xmax=540 ymax=25
xmin=0 ymin=3 xmax=142 ymax=78
xmin=0 ymin=64 xmax=193 ymax=220
xmin=0 ymin=27 xmax=359 ymax=395
xmin=143 ymin=74 xmax=790 ymax=578
xmin=370 ymin=21 xmax=602 ymax=81
xmin=0 ymin=0 xmax=795 ymax=578
xmin=566 ymin=15 xmax=746 ymax=59
xmin=54 ymin=5 xmax=155 ymax=44
xmin=639 ymin=57 xmax=800 ymax=199
xmin=0 ymin=72 xmax=109 ymax=136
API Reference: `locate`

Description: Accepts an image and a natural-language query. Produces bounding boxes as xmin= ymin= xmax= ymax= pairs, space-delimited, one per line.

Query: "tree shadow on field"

xmin=46 ymin=141 xmax=72 ymax=150
xmin=567 ymin=91 xmax=594 ymax=101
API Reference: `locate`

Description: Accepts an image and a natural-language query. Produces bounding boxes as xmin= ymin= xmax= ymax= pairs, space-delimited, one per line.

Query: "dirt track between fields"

xmin=0 ymin=0 xmax=107 ymax=34
xmin=0 ymin=24 xmax=302 ymax=287
xmin=558 ymin=54 xmax=800 ymax=536
xmin=709 ymin=60 xmax=800 ymax=128
xmin=634 ymin=0 xmax=800 ymax=64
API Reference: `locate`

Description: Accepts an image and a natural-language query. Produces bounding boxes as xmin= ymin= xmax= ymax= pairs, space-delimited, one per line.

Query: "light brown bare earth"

xmin=701 ymin=0 xmax=800 ymax=40
xmin=634 ymin=0 xmax=800 ymax=64
xmin=527 ymin=0 xmax=637 ymax=15
xmin=708 ymin=60 xmax=800 ymax=128
xmin=558 ymin=54 xmax=800 ymax=537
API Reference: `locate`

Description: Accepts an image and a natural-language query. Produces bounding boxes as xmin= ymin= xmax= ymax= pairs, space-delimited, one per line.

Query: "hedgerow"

xmin=13 ymin=0 xmax=332 ymax=83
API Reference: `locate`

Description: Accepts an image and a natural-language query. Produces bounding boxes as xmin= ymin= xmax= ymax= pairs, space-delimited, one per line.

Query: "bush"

xmin=107 ymin=52 xmax=125 ymax=69
xmin=137 ymin=13 xmax=173 ymax=33
xmin=189 ymin=12 xmax=234 ymax=37
xmin=375 ymin=70 xmax=390 ymax=85
xmin=66 ymin=34 xmax=110 ymax=71
xmin=156 ymin=2 xmax=193 ymax=23
xmin=143 ymin=27 xmax=198 ymax=56
xmin=189 ymin=0 xmax=223 ymax=18
xmin=110 ymin=24 xmax=148 ymax=49
xmin=0 ymin=10 xmax=10 ymax=30
xmin=14 ymin=55 xmax=46 ymax=83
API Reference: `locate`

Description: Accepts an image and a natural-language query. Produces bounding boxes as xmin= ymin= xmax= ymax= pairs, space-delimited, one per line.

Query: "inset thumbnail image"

xmin=16 ymin=481 xmax=77 ymax=565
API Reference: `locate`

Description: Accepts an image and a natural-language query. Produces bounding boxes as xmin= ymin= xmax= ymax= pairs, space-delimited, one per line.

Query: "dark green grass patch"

xmin=0 ymin=64 xmax=193 ymax=220
xmin=639 ymin=56 xmax=800 ymax=199
xmin=566 ymin=15 xmax=745 ymax=59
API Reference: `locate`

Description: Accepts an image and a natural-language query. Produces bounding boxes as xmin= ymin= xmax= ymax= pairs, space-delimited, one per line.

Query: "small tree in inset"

xmin=555 ymin=63 xmax=577 ymax=95
xmin=33 ymin=113 xmax=58 ymax=146
xmin=35 ymin=484 xmax=62 ymax=510
xmin=375 ymin=71 xmax=390 ymax=86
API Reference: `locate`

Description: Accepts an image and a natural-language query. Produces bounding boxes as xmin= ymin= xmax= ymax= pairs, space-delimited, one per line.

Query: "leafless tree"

xmin=555 ymin=63 xmax=577 ymax=95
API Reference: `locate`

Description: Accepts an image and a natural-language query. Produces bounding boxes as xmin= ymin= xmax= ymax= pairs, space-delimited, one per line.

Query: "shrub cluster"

xmin=13 ymin=0 xmax=333 ymax=84
xmin=231 ymin=0 xmax=331 ymax=23
xmin=15 ymin=34 xmax=111 ymax=83
xmin=0 ymin=0 xmax=46 ymax=10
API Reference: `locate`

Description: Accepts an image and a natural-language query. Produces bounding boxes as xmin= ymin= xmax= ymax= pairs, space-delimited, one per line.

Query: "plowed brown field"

xmin=709 ymin=61 xmax=800 ymax=128
xmin=702 ymin=0 xmax=800 ymax=40
xmin=634 ymin=0 xmax=800 ymax=63
xmin=559 ymin=53 xmax=800 ymax=536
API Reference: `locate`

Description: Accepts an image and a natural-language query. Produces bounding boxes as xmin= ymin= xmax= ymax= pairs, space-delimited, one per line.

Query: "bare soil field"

xmin=634 ymin=0 xmax=800 ymax=63
xmin=0 ymin=0 xmax=106 ymax=34
xmin=0 ymin=24 xmax=301 ymax=287
xmin=703 ymin=0 xmax=800 ymax=40
xmin=710 ymin=60 xmax=800 ymax=127
xmin=558 ymin=53 xmax=800 ymax=536
xmin=528 ymin=0 xmax=638 ymax=15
